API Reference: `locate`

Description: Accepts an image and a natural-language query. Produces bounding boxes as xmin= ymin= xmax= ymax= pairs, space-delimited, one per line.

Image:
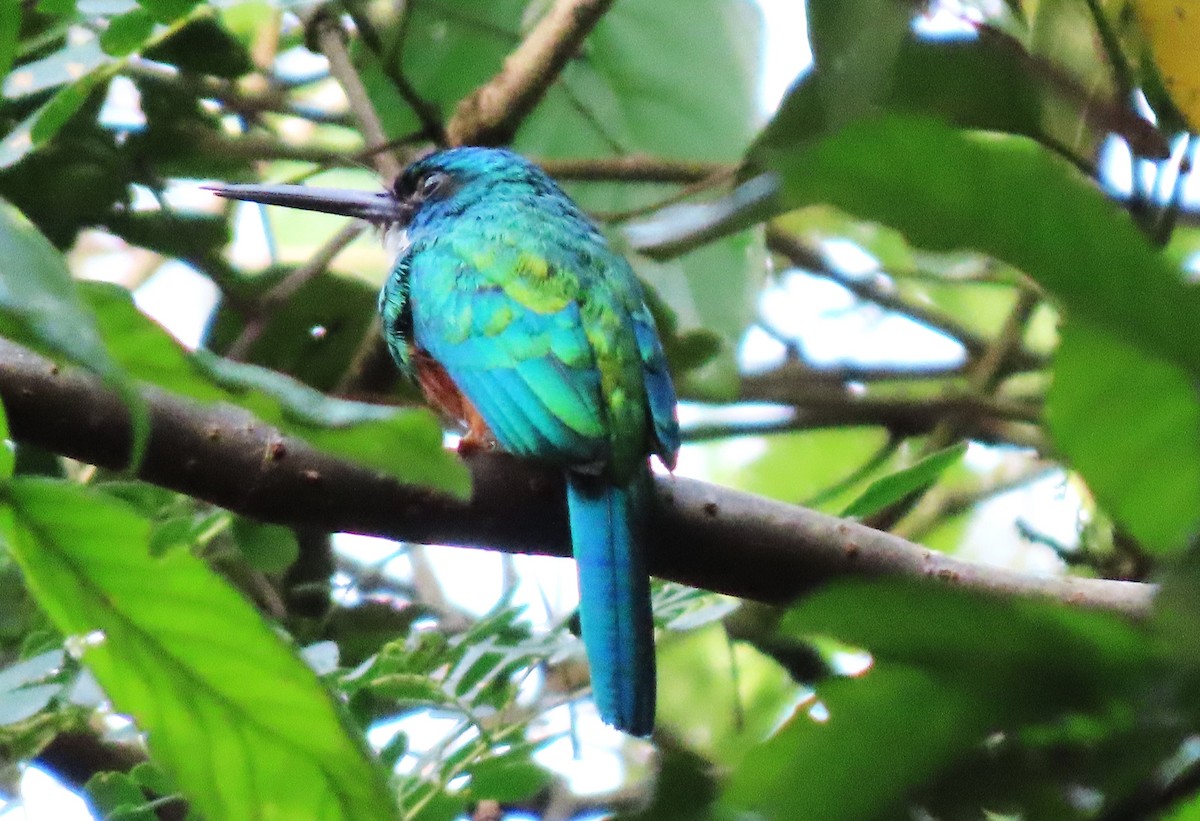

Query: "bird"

xmin=208 ymin=147 xmax=680 ymax=735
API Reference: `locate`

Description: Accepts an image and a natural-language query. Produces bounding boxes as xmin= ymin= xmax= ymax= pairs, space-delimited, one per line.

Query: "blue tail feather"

xmin=565 ymin=470 xmax=655 ymax=736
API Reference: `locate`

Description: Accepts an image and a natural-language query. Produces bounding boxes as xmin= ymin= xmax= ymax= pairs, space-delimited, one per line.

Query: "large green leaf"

xmin=1047 ymin=321 xmax=1200 ymax=552
xmin=83 ymin=283 xmax=469 ymax=496
xmin=722 ymin=665 xmax=984 ymax=821
xmin=779 ymin=580 xmax=1149 ymax=695
xmin=4 ymin=478 xmax=399 ymax=821
xmin=721 ymin=580 xmax=1151 ymax=820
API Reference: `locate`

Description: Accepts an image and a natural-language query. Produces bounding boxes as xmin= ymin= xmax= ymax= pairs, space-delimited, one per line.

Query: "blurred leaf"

xmin=99 ymin=7 xmax=155 ymax=56
xmin=85 ymin=772 xmax=156 ymax=821
xmin=803 ymin=0 xmax=912 ymax=132
xmin=658 ymin=622 xmax=796 ymax=767
xmin=0 ymin=99 xmax=129 ymax=244
xmin=780 ymin=581 xmax=1150 ymax=707
xmin=722 ymin=580 xmax=1152 ymax=819
xmin=752 ymin=31 xmax=1045 ymax=162
xmin=372 ymin=0 xmax=761 ymax=161
xmin=128 ymin=760 xmax=178 ymax=798
xmin=0 ymin=398 xmax=11 ymax=481
xmin=0 ymin=0 xmax=18 ymax=82
xmin=104 ymin=210 xmax=231 ymax=261
xmin=83 ymin=283 xmax=468 ymax=496
xmin=1048 ymin=321 xmax=1200 ymax=552
xmin=722 ymin=665 xmax=984 ymax=821
xmin=465 ymin=750 xmax=551 ymax=802
xmin=137 ymin=0 xmax=199 ymax=24
xmin=841 ymin=443 xmax=967 ymax=518
xmin=144 ymin=17 xmax=252 ymax=77
xmin=1027 ymin=0 xmax=1146 ymax=158
xmin=772 ymin=205 xmax=916 ymax=273
xmin=1166 ymin=793 xmax=1200 ymax=821
xmin=1135 ymin=0 xmax=1200 ymax=131
xmin=231 ymin=517 xmax=299 ymax=573
xmin=7 ymin=478 xmax=400 ymax=821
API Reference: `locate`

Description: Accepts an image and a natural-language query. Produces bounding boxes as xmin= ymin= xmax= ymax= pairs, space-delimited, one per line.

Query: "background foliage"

xmin=0 ymin=0 xmax=1199 ymax=819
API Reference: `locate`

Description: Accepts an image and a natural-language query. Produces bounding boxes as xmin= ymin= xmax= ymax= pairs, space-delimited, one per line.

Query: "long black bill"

xmin=204 ymin=182 xmax=411 ymax=225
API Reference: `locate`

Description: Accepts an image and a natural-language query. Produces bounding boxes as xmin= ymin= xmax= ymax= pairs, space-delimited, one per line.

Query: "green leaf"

xmin=802 ymin=0 xmax=912 ymax=132
xmin=841 ymin=443 xmax=967 ymax=518
xmin=104 ymin=210 xmax=231 ymax=261
xmin=0 ymin=201 xmax=147 ymax=460
xmin=85 ymin=772 xmax=156 ymax=821
xmin=722 ymin=665 xmax=985 ymax=821
xmin=465 ymin=754 xmax=550 ymax=802
xmin=83 ymin=283 xmax=469 ymax=496
xmin=231 ymin=517 xmax=299 ymax=573
xmin=135 ymin=0 xmax=198 ymax=24
xmin=707 ymin=427 xmax=892 ymax=510
xmin=618 ymin=741 xmax=718 ymax=821
xmin=0 ymin=0 xmax=18 ymax=82
xmin=6 ymin=478 xmax=400 ymax=821
xmin=1048 ymin=322 xmax=1200 ymax=552
xmin=143 ymin=17 xmax=252 ymax=76
xmin=779 ymin=580 xmax=1150 ymax=707
xmin=722 ymin=580 xmax=1153 ymax=820
xmin=99 ymin=7 xmax=155 ymax=56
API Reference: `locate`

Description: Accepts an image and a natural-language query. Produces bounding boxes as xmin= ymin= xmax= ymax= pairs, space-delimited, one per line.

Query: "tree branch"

xmin=0 ymin=338 xmax=1152 ymax=618
xmin=445 ymin=0 xmax=614 ymax=146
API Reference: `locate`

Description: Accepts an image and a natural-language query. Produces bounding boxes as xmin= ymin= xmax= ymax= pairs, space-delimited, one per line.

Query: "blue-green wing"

xmin=409 ymin=245 xmax=618 ymax=465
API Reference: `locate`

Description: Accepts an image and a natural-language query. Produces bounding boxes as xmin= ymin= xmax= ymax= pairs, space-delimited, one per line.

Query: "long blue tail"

xmin=565 ymin=470 xmax=655 ymax=736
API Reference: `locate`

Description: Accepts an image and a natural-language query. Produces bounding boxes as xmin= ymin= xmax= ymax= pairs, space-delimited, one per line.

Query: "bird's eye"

xmin=418 ymin=171 xmax=451 ymax=199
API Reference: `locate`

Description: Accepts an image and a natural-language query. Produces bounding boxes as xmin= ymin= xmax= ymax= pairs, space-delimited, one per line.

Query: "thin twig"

xmin=305 ymin=7 xmax=404 ymax=180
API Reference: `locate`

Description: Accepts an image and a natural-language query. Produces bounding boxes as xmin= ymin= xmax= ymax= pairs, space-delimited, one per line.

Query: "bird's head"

xmin=205 ymin=147 xmax=563 ymax=234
